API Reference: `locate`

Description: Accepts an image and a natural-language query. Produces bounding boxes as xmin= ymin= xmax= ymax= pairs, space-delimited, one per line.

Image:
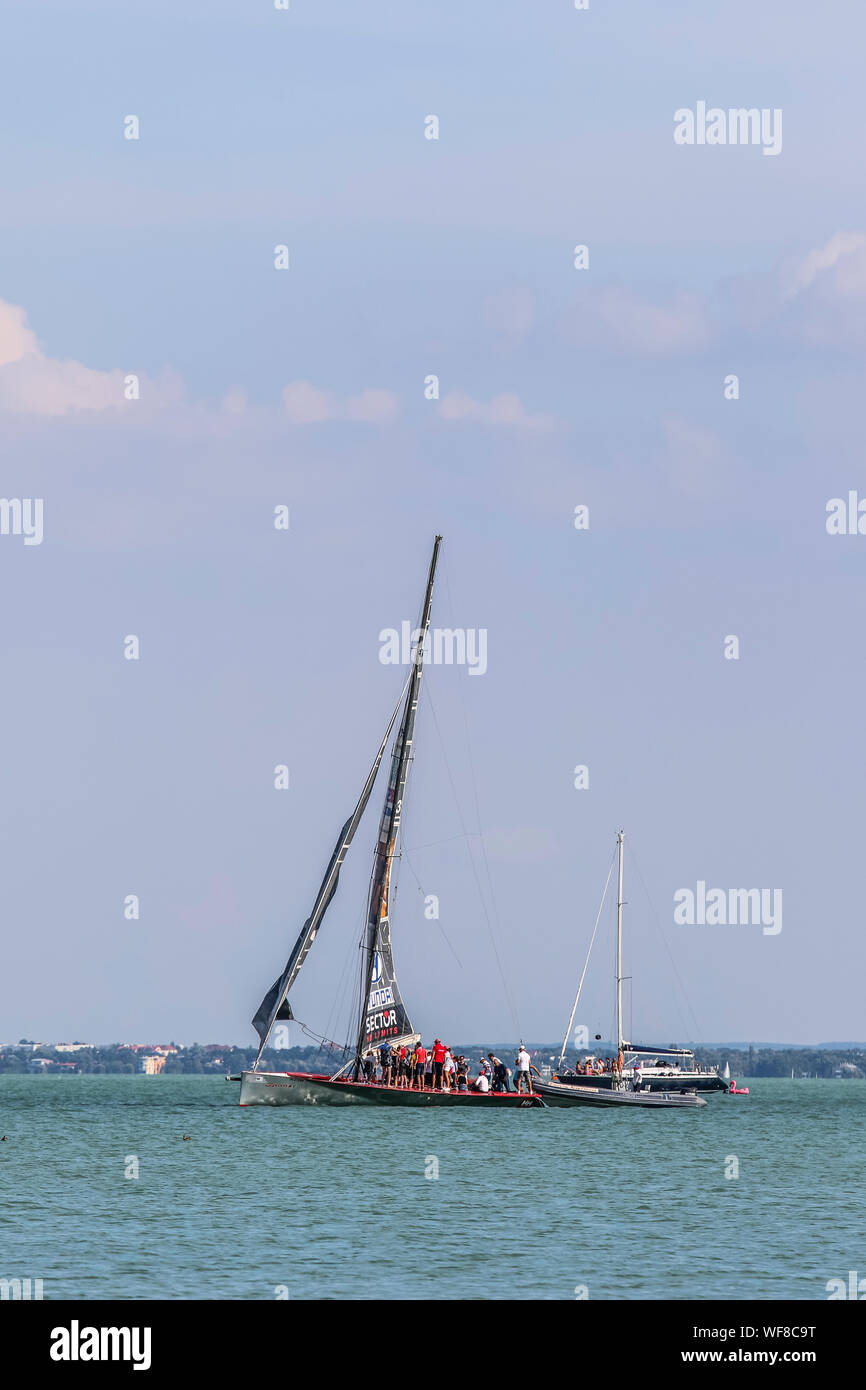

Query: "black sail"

xmin=355 ymin=536 xmax=442 ymax=1069
xmin=251 ymin=674 xmax=410 ymax=1067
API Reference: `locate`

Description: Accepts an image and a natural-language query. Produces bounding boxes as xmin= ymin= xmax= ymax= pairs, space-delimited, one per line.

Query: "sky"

xmin=0 ymin=0 xmax=864 ymax=1048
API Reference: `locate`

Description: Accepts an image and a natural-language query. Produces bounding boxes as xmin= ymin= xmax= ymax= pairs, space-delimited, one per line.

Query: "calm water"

xmin=0 ymin=1076 xmax=862 ymax=1300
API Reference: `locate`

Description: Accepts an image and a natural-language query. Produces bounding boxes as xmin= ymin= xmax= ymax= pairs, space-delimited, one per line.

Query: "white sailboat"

xmin=534 ymin=832 xmax=708 ymax=1109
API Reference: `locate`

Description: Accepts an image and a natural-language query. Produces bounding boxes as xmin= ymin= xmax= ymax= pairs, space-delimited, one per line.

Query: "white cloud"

xmin=438 ymin=391 xmax=553 ymax=430
xmin=782 ymin=232 xmax=866 ymax=300
xmin=0 ymin=353 xmax=127 ymax=415
xmin=0 ymin=296 xmax=180 ymax=416
xmin=281 ymin=380 xmax=398 ymax=424
xmin=0 ymin=306 xmax=400 ymax=424
xmin=0 ymin=299 xmax=38 ymax=368
xmin=765 ymin=232 xmax=866 ymax=347
xmin=281 ymin=381 xmax=335 ymax=423
xmin=569 ymin=285 xmax=710 ymax=357
xmin=344 ymin=388 xmax=399 ymax=423
xmin=221 ymin=386 xmax=248 ymax=414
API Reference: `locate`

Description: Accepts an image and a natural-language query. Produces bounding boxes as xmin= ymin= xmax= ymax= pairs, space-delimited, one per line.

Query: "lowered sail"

xmin=251 ymin=673 xmax=410 ymax=1066
xmin=355 ymin=536 xmax=442 ymax=1067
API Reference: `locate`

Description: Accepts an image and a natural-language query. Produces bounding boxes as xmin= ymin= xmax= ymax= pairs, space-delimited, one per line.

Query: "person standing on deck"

xmin=516 ymin=1044 xmax=533 ymax=1094
xmin=443 ymin=1046 xmax=455 ymax=1091
xmin=488 ymin=1053 xmax=506 ymax=1091
xmin=413 ymin=1041 xmax=427 ymax=1090
xmin=379 ymin=1040 xmax=393 ymax=1086
xmin=432 ymin=1038 xmax=446 ymax=1090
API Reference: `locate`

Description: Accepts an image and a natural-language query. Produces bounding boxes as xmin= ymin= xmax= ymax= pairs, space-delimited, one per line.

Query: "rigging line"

xmin=320 ymin=901 xmax=366 ymax=1066
xmin=441 ymin=557 xmax=520 ymax=1033
xmin=626 ymin=840 xmax=703 ymax=1045
xmin=323 ymin=899 xmax=363 ymax=1031
xmin=395 ymin=749 xmax=465 ymax=969
xmin=422 ymin=678 xmax=521 ymax=1036
xmin=297 ymin=1022 xmax=352 ymax=1056
xmin=400 ymin=843 xmax=464 ymax=968
xmin=404 ymin=833 xmax=477 ymax=852
xmin=558 ymin=846 xmax=617 ymax=1069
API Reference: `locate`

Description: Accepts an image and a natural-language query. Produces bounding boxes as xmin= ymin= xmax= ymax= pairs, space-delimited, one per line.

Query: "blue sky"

xmin=1 ymin=1 xmax=864 ymax=1047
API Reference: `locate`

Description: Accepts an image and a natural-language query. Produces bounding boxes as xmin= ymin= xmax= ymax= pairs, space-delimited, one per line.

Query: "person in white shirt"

xmin=443 ymin=1048 xmax=455 ymax=1090
xmin=474 ymin=1071 xmax=490 ymax=1093
xmin=516 ymin=1044 xmax=533 ymax=1094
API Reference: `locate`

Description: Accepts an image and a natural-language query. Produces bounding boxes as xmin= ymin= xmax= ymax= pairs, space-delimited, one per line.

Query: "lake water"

xmin=0 ymin=1076 xmax=862 ymax=1300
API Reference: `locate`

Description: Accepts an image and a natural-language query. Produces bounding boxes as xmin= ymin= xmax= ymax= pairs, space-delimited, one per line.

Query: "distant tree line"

xmin=693 ymin=1046 xmax=865 ymax=1078
xmin=0 ymin=1044 xmax=304 ymax=1075
xmin=0 ymin=1042 xmax=863 ymax=1078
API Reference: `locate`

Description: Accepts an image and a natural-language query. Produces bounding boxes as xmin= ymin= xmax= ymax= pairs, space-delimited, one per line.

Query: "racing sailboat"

xmin=237 ymin=536 xmax=540 ymax=1108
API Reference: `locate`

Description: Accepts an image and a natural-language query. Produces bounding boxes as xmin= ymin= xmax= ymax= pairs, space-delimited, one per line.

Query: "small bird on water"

xmin=182 ymin=1135 xmax=191 ymax=1141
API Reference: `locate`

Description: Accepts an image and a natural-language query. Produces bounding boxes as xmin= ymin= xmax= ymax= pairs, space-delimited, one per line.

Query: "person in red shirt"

xmin=432 ymin=1038 xmax=446 ymax=1090
xmin=413 ymin=1042 xmax=427 ymax=1090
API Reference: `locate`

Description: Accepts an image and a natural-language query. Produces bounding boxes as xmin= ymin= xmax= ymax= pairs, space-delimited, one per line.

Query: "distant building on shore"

xmin=139 ymin=1054 xmax=166 ymax=1075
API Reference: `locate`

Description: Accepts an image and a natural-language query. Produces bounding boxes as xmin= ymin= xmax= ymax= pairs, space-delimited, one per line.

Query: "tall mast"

xmin=249 ymin=671 xmax=411 ymax=1069
xmin=352 ymin=535 xmax=442 ymax=1076
xmin=615 ymin=829 xmax=624 ymax=1060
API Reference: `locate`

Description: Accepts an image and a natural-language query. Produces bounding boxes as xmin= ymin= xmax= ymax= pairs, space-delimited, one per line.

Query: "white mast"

xmin=615 ymin=830 xmax=624 ymax=1064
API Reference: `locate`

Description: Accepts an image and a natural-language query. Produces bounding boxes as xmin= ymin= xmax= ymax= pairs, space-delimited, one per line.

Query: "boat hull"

xmin=239 ymin=1071 xmax=543 ymax=1107
xmin=534 ymin=1080 xmax=706 ymax=1109
xmin=551 ymin=1070 xmax=726 ymax=1094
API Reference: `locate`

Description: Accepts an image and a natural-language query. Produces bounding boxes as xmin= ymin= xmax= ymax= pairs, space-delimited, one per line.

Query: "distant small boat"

xmin=721 ymin=1060 xmax=731 ymax=1081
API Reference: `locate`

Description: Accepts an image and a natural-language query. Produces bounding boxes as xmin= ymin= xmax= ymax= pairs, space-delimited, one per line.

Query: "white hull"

xmin=239 ymin=1071 xmax=364 ymax=1106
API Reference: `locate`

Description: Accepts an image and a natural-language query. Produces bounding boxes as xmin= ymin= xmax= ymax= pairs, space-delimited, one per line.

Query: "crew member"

xmin=516 ymin=1043 xmax=533 ymax=1094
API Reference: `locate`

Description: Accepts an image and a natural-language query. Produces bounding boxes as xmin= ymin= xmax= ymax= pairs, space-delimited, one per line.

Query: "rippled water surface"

xmin=0 ymin=1076 xmax=862 ymax=1300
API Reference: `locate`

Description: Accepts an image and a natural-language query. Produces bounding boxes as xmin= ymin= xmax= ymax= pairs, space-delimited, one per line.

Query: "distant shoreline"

xmin=2 ymin=1041 xmax=865 ymax=1079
